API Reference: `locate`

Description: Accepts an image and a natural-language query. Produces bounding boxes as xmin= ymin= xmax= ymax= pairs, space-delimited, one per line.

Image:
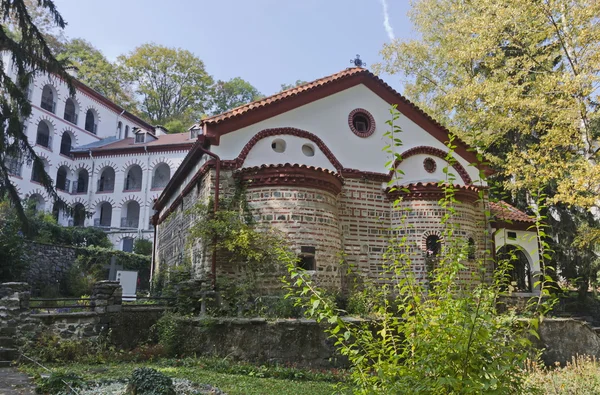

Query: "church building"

xmin=152 ymin=66 xmax=539 ymax=293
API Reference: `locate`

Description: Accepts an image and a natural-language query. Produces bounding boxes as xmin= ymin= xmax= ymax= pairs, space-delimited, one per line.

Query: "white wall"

xmin=494 ymin=228 xmax=541 ymax=280
xmin=212 ymin=84 xmax=483 ymax=185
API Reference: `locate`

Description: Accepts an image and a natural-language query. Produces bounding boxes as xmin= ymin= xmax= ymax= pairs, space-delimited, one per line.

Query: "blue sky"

xmin=53 ymin=0 xmax=414 ymax=96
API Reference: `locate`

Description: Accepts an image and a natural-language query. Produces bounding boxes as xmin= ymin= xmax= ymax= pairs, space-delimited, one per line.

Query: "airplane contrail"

xmin=379 ymin=0 xmax=396 ymax=41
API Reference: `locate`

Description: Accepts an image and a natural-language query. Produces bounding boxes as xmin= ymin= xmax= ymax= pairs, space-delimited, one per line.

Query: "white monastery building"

xmin=2 ymin=56 xmax=194 ymax=251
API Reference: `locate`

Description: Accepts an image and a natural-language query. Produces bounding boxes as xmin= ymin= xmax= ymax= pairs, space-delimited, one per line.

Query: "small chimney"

xmin=65 ymin=66 xmax=79 ymax=78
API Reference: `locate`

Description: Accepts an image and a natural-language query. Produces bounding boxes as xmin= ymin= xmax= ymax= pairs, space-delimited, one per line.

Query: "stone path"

xmin=0 ymin=368 xmax=35 ymax=395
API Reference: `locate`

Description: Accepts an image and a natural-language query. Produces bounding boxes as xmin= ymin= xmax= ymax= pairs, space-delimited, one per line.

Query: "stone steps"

xmin=0 ymin=336 xmax=15 ymax=348
xmin=0 ymin=347 xmax=18 ymax=362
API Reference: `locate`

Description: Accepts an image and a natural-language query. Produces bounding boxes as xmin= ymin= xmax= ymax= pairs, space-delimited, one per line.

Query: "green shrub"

xmin=126 ymin=367 xmax=175 ymax=395
xmin=152 ymin=312 xmax=186 ymax=356
xmin=36 ymin=372 xmax=84 ymax=394
xmin=134 ymin=239 xmax=153 ymax=256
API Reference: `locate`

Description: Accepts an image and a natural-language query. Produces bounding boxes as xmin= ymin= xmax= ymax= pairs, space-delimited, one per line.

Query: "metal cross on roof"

xmin=350 ymin=54 xmax=366 ymax=68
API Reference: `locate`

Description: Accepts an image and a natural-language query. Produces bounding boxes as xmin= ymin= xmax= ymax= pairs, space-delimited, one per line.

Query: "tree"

xmin=57 ymin=38 xmax=135 ymax=109
xmin=279 ymin=79 xmax=307 ymax=92
xmin=133 ymin=238 xmax=152 ymax=256
xmin=0 ymin=0 xmax=72 ymax=229
xmin=376 ymin=0 xmax=600 ymax=294
xmin=118 ymin=43 xmax=213 ymax=123
xmin=210 ymin=77 xmax=262 ymax=115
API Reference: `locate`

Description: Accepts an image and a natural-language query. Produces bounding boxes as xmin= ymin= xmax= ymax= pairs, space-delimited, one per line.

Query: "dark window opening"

xmin=31 ymin=161 xmax=45 ymax=183
xmin=497 ymin=245 xmax=532 ymax=293
xmin=423 ymin=157 xmax=436 ymax=173
xmin=122 ymin=237 xmax=134 ymax=253
xmin=352 ymin=113 xmax=369 ymax=132
xmin=41 ymin=86 xmax=55 ymax=113
xmin=36 ymin=122 xmax=50 ymax=148
xmin=507 ymin=231 xmax=517 ymax=240
xmin=299 ymin=255 xmax=315 ymax=271
xmin=468 ymin=237 xmax=476 ymax=260
xmin=426 ymin=235 xmax=441 ymax=257
xmin=85 ymin=110 xmax=97 ymax=134
xmin=60 ymin=133 xmax=72 ymax=156
xmin=64 ymin=98 xmax=77 ymax=124
xmin=135 ymin=133 xmax=145 ymax=143
xmin=73 ymin=204 xmax=86 ymax=227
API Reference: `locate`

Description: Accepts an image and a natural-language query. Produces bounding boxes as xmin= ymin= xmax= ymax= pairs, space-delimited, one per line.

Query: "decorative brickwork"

xmin=348 ymin=108 xmax=376 ymax=138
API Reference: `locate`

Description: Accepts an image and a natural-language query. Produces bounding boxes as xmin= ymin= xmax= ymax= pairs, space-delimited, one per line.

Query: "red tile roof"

xmin=72 ymin=133 xmax=195 ymax=158
xmin=202 ymin=68 xmax=366 ymax=125
xmin=489 ymin=201 xmax=535 ymax=223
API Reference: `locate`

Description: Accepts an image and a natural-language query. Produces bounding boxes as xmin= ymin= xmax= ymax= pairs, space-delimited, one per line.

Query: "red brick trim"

xmin=423 ymin=157 xmax=436 ymax=173
xmin=233 ymin=128 xmax=344 ymax=171
xmin=71 ymin=143 xmax=195 ymax=159
xmin=391 ymin=146 xmax=472 ymax=185
xmin=348 ymin=108 xmax=376 ymax=138
xmin=386 ymin=182 xmax=480 ymax=203
xmin=235 ymin=164 xmax=343 ymax=195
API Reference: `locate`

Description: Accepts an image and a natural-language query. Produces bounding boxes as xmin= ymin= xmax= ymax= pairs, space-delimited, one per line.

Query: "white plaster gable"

xmin=211 ymin=84 xmax=483 ymax=185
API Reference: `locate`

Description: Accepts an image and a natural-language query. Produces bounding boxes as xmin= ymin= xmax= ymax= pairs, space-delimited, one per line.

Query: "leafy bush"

xmin=152 ymin=312 xmax=186 ymax=356
xmin=126 ymin=367 xmax=175 ymax=395
xmin=0 ymin=200 xmax=28 ymax=282
xmin=36 ymin=371 xmax=84 ymax=394
xmin=134 ymin=239 xmax=153 ymax=256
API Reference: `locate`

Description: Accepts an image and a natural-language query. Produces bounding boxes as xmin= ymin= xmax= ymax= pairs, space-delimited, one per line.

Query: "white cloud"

xmin=379 ymin=0 xmax=396 ymax=41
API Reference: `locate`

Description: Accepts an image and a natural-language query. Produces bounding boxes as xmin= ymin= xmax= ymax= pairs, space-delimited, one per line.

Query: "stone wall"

xmin=174 ymin=317 xmax=347 ymax=368
xmin=25 ymin=242 xmax=78 ymax=295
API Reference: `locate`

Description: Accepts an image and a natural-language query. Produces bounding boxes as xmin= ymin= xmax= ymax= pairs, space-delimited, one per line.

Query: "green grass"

xmin=20 ymin=361 xmax=344 ymax=395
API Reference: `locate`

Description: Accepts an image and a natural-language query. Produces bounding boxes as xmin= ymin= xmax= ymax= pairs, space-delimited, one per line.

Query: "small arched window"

xmin=73 ymin=203 xmax=86 ymax=227
xmin=468 ymin=237 xmax=476 ymax=260
xmin=36 ymin=121 xmax=51 ymax=148
xmin=96 ymin=202 xmax=112 ymax=228
xmin=63 ymin=98 xmax=78 ymax=124
xmin=40 ymin=85 xmax=56 ymax=113
xmin=117 ymin=121 xmax=123 ymax=139
xmin=55 ymin=166 xmax=69 ymax=191
xmin=426 ymin=235 xmax=441 ymax=257
xmin=75 ymin=169 xmax=89 ymax=194
xmin=97 ymin=167 xmax=115 ymax=192
xmin=31 ymin=159 xmax=47 ymax=183
xmin=124 ymin=125 xmax=130 ymax=138
xmin=124 ymin=165 xmax=143 ymax=191
xmin=152 ymin=163 xmax=171 ymax=189
xmin=60 ymin=132 xmax=72 ymax=156
xmin=84 ymin=109 xmax=97 ymax=134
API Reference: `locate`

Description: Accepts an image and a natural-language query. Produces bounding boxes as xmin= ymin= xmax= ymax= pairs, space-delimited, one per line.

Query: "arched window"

xmin=63 ymin=98 xmax=78 ymax=124
xmin=122 ymin=237 xmax=134 ymax=252
xmin=497 ymin=245 xmax=532 ymax=293
xmin=73 ymin=203 xmax=86 ymax=227
xmin=124 ymin=165 xmax=143 ymax=191
xmin=426 ymin=235 xmax=441 ymax=257
xmin=117 ymin=121 xmax=123 ymax=139
xmin=75 ymin=169 xmax=89 ymax=194
xmin=124 ymin=125 xmax=129 ymax=138
xmin=55 ymin=165 xmax=69 ymax=191
xmin=30 ymin=159 xmax=47 ymax=183
xmin=152 ymin=163 xmax=171 ymax=189
xmin=84 ymin=109 xmax=97 ymax=134
xmin=468 ymin=237 xmax=476 ymax=260
xmin=5 ymin=154 xmax=23 ymax=177
xmin=36 ymin=121 xmax=51 ymax=148
xmin=95 ymin=202 xmax=112 ymax=228
xmin=28 ymin=194 xmax=46 ymax=213
xmin=97 ymin=167 xmax=115 ymax=192
xmin=40 ymin=85 xmax=55 ymax=113
xmin=121 ymin=200 xmax=140 ymax=228
xmin=60 ymin=132 xmax=72 ymax=156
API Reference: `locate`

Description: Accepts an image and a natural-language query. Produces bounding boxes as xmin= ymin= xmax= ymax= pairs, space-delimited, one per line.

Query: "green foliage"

xmin=127 ymin=367 xmax=175 ymax=395
xmin=0 ymin=201 xmax=28 ymax=281
xmin=56 ymin=38 xmax=135 ymax=109
xmin=134 ymin=238 xmax=153 ymax=256
xmin=35 ymin=371 xmax=84 ymax=394
xmin=280 ymin=80 xmax=308 ymax=92
xmin=210 ymin=77 xmax=263 ymax=115
xmin=118 ymin=43 xmax=214 ymax=123
xmin=20 ymin=332 xmax=110 ymax=364
xmin=284 ymin=106 xmax=548 ymax=394
xmin=152 ymin=312 xmax=187 ymax=356
xmin=525 ymin=355 xmax=600 ymax=394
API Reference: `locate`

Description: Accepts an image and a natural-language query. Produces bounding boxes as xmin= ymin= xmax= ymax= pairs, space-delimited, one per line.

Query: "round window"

xmin=423 ymin=157 xmax=436 ymax=173
xmin=271 ymin=138 xmax=286 ymax=153
xmin=348 ymin=108 xmax=376 ymax=137
xmin=302 ymin=144 xmax=315 ymax=157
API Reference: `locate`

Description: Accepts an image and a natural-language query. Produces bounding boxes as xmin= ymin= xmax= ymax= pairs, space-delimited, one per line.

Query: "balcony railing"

xmin=97 ymin=180 xmax=114 ymax=193
xmin=121 ymin=218 xmax=140 ymax=229
xmin=94 ymin=218 xmax=111 ymax=228
xmin=72 ymin=181 xmax=88 ymax=194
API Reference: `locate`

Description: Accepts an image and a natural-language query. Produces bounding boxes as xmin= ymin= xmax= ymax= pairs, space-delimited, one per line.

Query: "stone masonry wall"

xmin=25 ymin=242 xmax=78 ymax=295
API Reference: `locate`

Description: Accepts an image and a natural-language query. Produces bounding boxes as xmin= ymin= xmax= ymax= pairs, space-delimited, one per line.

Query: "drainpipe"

xmin=143 ymin=145 xmax=150 ymax=240
xmin=197 ymin=146 xmax=220 ymax=291
xmin=88 ymin=150 xmax=94 ymax=225
xmin=150 ymin=208 xmax=158 ymax=288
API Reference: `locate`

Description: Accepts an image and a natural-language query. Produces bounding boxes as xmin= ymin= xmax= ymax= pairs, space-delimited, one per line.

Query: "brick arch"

xmin=421 ymin=230 xmax=445 ymax=253
xmin=58 ymin=127 xmax=79 ymax=147
xmin=25 ymin=188 xmax=49 ymax=201
xmin=39 ymin=80 xmax=61 ymax=102
xmin=93 ymin=197 xmax=116 ymax=208
xmin=62 ymin=94 xmax=81 ymax=109
xmin=32 ymin=151 xmax=51 ymax=167
xmin=71 ymin=197 xmax=90 ymax=210
xmin=148 ymin=193 xmax=161 ymax=207
xmin=392 ymin=146 xmax=472 ymax=185
xmin=82 ymin=105 xmax=101 ymax=123
xmin=150 ymin=157 xmax=175 ymax=171
xmin=56 ymin=160 xmax=74 ymax=174
xmin=34 ymin=115 xmax=57 ymax=135
xmin=95 ymin=161 xmax=118 ymax=176
xmin=119 ymin=194 xmax=144 ymax=209
xmin=115 ymin=233 xmax=138 ymax=244
xmin=73 ymin=163 xmax=92 ymax=175
xmin=232 ymin=127 xmax=344 ymax=172
xmin=122 ymin=158 xmax=147 ymax=172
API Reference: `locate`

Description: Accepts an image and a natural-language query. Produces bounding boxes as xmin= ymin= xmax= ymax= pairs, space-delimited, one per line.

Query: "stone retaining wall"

xmin=24 ymin=242 xmax=78 ymax=295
